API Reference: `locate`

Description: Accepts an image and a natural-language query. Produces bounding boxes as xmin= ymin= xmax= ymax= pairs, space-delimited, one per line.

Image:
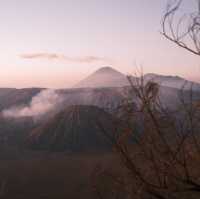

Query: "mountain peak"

xmin=94 ymin=66 xmax=123 ymax=75
xmin=75 ymin=67 xmax=129 ymax=88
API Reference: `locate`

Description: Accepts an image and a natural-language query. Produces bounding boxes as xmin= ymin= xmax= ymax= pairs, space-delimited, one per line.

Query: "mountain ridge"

xmin=144 ymin=73 xmax=200 ymax=90
xmin=75 ymin=66 xmax=200 ymax=90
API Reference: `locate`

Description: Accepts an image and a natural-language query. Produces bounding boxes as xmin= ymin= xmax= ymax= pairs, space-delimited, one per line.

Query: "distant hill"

xmin=144 ymin=73 xmax=200 ymax=90
xmin=28 ymin=105 xmax=120 ymax=151
xmin=74 ymin=66 xmax=131 ymax=88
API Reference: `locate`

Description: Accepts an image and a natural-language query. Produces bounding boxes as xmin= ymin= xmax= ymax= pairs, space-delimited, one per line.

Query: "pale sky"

xmin=0 ymin=0 xmax=199 ymax=88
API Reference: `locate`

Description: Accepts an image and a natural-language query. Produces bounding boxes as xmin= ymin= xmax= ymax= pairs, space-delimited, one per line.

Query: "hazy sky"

xmin=0 ymin=0 xmax=199 ymax=88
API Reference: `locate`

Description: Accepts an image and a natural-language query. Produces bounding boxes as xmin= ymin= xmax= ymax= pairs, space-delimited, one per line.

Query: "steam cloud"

xmin=2 ymin=89 xmax=63 ymax=118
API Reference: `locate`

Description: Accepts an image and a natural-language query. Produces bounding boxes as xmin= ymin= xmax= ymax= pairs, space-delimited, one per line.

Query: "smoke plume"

xmin=2 ymin=89 xmax=63 ymax=118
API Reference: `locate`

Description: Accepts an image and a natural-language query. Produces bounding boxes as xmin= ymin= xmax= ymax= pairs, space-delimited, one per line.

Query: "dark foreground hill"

xmin=0 ymin=152 xmax=119 ymax=199
xmin=28 ymin=105 xmax=120 ymax=151
xmin=0 ymin=116 xmax=35 ymax=145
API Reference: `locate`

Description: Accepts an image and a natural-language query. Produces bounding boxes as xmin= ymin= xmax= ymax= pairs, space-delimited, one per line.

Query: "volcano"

xmin=28 ymin=105 xmax=120 ymax=151
xmin=75 ymin=66 xmax=130 ymax=88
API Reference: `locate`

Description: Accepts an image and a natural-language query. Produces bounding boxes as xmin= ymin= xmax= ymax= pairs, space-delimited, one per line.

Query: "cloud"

xmin=20 ymin=53 xmax=63 ymax=60
xmin=20 ymin=53 xmax=111 ymax=64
